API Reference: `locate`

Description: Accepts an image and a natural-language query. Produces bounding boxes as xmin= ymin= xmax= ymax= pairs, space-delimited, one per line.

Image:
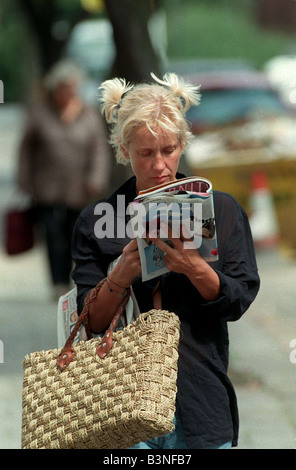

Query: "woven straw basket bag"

xmin=22 ymin=279 xmax=180 ymax=449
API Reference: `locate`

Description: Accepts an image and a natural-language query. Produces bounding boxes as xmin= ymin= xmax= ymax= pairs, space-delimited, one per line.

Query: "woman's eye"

xmin=139 ymin=151 xmax=151 ymax=157
xmin=164 ymin=147 xmax=176 ymax=154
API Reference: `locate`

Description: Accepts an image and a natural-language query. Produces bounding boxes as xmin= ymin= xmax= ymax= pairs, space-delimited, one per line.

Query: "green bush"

xmin=165 ymin=0 xmax=296 ymax=69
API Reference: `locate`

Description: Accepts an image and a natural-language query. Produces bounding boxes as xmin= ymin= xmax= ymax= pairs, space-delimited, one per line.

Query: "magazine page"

xmin=137 ymin=237 xmax=170 ymax=281
xmin=129 ymin=177 xmax=218 ymax=281
xmin=135 ymin=176 xmax=212 ymax=199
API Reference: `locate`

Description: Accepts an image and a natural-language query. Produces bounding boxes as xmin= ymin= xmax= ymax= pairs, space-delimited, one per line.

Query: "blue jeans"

xmin=130 ymin=410 xmax=187 ymax=449
xmin=129 ymin=405 xmax=232 ymax=450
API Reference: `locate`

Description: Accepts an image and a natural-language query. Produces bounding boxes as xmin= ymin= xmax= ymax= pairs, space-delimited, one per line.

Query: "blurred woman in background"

xmin=18 ymin=60 xmax=111 ymax=300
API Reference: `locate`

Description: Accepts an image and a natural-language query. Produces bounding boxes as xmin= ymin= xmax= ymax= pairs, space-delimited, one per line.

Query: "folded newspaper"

xmin=57 ymin=257 xmax=141 ymax=348
xmin=128 ymin=176 xmax=218 ymax=281
xmin=57 ymin=286 xmax=141 ymax=348
xmin=57 ymin=287 xmax=85 ymax=348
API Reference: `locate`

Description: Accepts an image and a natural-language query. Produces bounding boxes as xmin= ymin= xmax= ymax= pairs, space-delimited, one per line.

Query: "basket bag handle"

xmin=57 ymin=278 xmax=131 ymax=371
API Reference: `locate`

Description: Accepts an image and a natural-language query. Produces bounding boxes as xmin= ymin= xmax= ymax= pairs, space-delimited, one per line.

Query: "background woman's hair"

xmin=99 ymin=72 xmax=201 ymax=165
xmin=43 ymin=59 xmax=85 ymax=92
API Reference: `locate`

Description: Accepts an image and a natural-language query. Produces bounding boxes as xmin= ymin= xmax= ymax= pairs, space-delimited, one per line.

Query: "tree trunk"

xmin=104 ymin=0 xmax=162 ymax=82
xmin=257 ymin=0 xmax=296 ymax=33
xmin=17 ymin=0 xmax=90 ymax=73
xmin=17 ymin=0 xmax=62 ymax=71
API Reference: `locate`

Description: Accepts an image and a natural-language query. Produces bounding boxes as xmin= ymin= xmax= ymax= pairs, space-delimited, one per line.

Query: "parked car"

xmin=183 ymin=70 xmax=296 ymax=167
xmin=165 ymin=57 xmax=254 ymax=76
xmin=264 ymin=55 xmax=296 ymax=111
xmin=65 ymin=15 xmax=168 ymax=105
xmin=64 ymin=19 xmax=116 ymax=105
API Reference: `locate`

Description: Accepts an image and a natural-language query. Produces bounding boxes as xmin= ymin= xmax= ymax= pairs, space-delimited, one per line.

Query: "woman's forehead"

xmin=130 ymin=124 xmax=178 ymax=143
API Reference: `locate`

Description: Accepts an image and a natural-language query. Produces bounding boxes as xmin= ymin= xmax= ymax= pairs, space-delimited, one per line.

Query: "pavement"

xmin=228 ymin=248 xmax=296 ymax=449
xmin=0 ymin=245 xmax=58 ymax=449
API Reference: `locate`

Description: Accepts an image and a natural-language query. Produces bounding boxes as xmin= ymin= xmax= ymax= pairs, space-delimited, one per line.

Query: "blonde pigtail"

xmin=99 ymin=78 xmax=134 ymax=123
xmin=150 ymin=72 xmax=201 ymax=112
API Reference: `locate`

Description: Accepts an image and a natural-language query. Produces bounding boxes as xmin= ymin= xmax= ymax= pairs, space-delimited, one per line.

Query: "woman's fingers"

xmin=149 ymin=221 xmax=182 ymax=251
xmin=123 ymin=237 xmax=138 ymax=251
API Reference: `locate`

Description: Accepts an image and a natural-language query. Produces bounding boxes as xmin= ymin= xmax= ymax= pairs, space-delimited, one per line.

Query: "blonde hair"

xmin=98 ymin=73 xmax=201 ymax=165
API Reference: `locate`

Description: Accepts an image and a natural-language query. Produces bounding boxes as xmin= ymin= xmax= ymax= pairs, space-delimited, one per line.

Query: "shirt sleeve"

xmin=199 ymin=193 xmax=260 ymax=321
xmin=71 ymin=206 xmax=107 ymax=314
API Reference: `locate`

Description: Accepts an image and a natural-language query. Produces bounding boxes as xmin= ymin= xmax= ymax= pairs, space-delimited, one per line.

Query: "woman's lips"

xmin=152 ymin=176 xmax=169 ymax=184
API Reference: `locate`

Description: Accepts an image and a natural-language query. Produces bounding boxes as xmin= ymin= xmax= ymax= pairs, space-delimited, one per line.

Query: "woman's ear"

xmin=120 ymin=145 xmax=130 ymax=160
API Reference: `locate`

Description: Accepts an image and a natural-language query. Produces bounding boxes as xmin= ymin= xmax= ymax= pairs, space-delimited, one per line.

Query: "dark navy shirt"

xmin=71 ymin=174 xmax=260 ymax=448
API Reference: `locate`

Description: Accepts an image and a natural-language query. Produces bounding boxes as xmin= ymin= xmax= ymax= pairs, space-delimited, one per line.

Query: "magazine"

xmin=128 ymin=176 xmax=218 ymax=281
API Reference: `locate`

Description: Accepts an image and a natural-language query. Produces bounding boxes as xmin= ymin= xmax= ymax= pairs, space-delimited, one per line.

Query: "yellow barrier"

xmin=190 ymin=159 xmax=296 ymax=252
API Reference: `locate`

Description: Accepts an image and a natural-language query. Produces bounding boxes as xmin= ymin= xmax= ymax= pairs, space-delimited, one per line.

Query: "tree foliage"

xmin=16 ymin=0 xmax=91 ymax=72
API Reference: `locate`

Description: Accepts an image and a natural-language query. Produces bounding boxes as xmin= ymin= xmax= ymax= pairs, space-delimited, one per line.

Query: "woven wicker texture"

xmin=22 ymin=309 xmax=180 ymax=449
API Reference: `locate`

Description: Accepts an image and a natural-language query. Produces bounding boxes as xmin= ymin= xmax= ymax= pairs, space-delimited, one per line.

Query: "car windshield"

xmin=186 ymin=88 xmax=285 ymax=127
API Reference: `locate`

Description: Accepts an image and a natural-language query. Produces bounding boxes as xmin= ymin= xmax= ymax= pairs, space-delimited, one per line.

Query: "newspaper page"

xmin=57 ymin=280 xmax=141 ymax=348
xmin=57 ymin=287 xmax=88 ymax=348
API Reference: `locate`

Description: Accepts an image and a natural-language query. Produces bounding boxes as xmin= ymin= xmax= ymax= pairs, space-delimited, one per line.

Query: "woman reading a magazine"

xmin=72 ymin=73 xmax=260 ymax=449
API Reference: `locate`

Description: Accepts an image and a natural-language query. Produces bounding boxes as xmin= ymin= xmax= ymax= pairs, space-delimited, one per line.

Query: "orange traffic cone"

xmin=248 ymin=171 xmax=279 ymax=249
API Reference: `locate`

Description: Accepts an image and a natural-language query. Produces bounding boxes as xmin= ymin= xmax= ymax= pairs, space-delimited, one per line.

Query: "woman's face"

xmin=53 ymin=81 xmax=77 ymax=108
xmin=122 ymin=125 xmax=183 ymax=192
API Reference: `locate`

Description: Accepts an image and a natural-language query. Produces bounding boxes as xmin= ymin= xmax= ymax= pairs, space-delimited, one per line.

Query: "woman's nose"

xmin=153 ymin=152 xmax=166 ymax=170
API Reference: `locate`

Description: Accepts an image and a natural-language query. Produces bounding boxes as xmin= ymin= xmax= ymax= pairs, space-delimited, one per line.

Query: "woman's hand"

xmin=109 ymin=238 xmax=142 ymax=287
xmin=149 ymin=223 xmax=221 ymax=301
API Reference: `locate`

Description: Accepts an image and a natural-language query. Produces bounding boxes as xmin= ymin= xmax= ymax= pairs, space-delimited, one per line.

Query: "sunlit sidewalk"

xmin=0 ymin=245 xmax=58 ymax=449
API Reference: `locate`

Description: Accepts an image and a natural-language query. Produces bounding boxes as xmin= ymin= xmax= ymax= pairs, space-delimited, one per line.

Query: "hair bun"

xmin=99 ymin=78 xmax=134 ymax=123
xmin=150 ymin=72 xmax=201 ymax=112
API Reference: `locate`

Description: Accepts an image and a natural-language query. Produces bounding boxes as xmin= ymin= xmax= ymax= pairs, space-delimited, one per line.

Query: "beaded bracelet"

xmin=106 ymin=277 xmax=130 ymax=298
